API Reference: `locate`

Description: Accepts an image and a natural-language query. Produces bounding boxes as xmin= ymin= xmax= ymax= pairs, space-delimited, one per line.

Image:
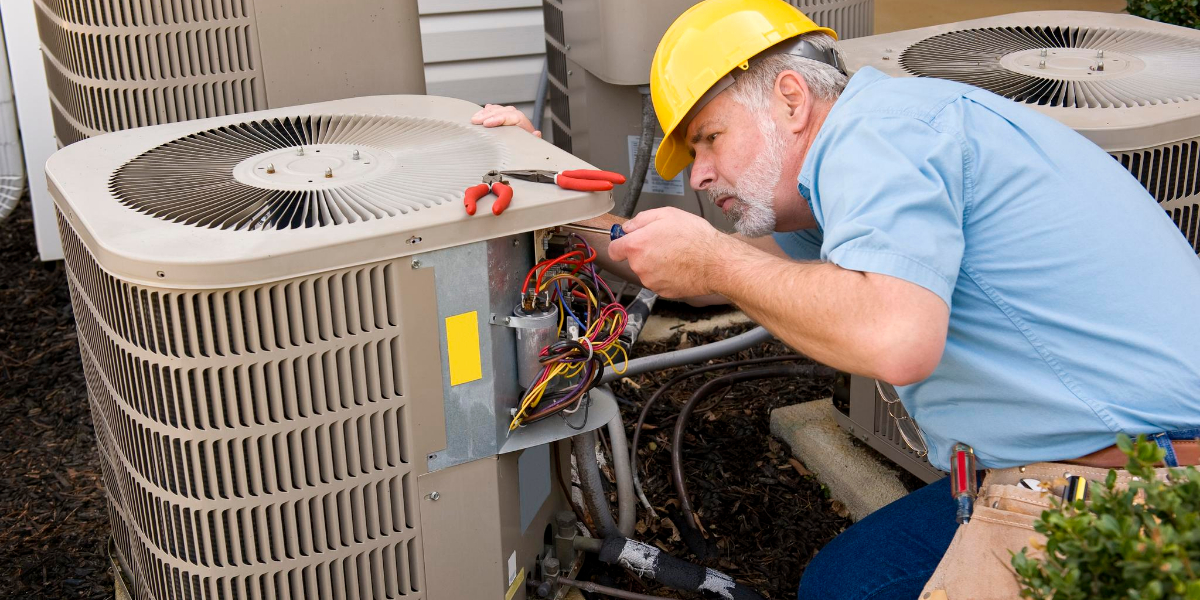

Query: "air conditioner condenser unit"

xmin=48 ymin=94 xmax=618 ymax=600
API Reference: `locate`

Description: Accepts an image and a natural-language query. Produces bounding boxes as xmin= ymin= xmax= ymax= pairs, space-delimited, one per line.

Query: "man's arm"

xmin=609 ymin=209 xmax=949 ymax=385
xmin=711 ymin=239 xmax=948 ymax=385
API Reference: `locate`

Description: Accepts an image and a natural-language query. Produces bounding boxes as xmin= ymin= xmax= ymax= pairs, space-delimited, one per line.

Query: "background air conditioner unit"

xmin=543 ymin=0 xmax=874 ymax=228
xmin=49 ymin=95 xmax=616 ymax=600
xmin=24 ymin=0 xmax=427 ymax=259
xmin=834 ymin=11 xmax=1200 ymax=482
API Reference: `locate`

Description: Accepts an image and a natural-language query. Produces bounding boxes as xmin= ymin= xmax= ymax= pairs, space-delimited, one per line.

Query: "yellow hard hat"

xmin=650 ymin=0 xmax=837 ymax=180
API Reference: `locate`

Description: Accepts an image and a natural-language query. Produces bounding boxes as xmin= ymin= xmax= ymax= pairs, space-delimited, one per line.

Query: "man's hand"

xmin=470 ymin=104 xmax=541 ymax=137
xmin=607 ymin=207 xmax=729 ymax=299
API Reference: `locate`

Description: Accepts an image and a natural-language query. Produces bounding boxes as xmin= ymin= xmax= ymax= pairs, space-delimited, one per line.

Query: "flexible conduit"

xmin=0 ymin=26 xmax=25 ymax=222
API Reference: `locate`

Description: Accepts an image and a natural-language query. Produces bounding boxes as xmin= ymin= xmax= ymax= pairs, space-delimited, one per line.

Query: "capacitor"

xmin=512 ymin=303 xmax=559 ymax=387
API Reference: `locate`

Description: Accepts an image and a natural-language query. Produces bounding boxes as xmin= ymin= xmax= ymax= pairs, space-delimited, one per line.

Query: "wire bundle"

xmin=509 ymin=235 xmax=628 ymax=432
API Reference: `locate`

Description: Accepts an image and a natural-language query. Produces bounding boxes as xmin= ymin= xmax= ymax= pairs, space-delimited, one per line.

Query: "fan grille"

xmin=110 ymin=114 xmax=504 ymax=230
xmin=899 ymin=26 xmax=1200 ymax=108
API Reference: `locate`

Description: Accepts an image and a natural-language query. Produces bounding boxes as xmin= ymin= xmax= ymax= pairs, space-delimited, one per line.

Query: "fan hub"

xmin=233 ymin=144 xmax=394 ymax=190
xmin=1000 ymin=48 xmax=1143 ymax=81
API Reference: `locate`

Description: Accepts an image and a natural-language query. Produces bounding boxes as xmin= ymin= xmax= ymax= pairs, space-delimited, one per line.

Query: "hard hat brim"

xmin=655 ymin=128 xmax=692 ymax=182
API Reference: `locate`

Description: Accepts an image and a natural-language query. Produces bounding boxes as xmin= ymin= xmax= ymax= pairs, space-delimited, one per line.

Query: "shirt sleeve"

xmin=809 ymin=114 xmax=968 ymax=307
xmin=772 ymin=228 xmax=823 ymax=261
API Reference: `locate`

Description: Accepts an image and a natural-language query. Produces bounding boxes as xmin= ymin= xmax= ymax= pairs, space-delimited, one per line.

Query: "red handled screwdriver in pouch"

xmin=949 ymin=442 xmax=978 ymax=524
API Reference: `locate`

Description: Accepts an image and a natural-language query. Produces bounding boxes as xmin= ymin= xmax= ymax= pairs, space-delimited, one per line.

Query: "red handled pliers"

xmin=501 ymin=169 xmax=626 ymax=192
xmin=463 ymin=170 xmax=514 ymax=216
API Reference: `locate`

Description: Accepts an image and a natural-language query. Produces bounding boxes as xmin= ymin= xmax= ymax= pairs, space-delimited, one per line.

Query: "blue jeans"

xmin=797 ymin=478 xmax=958 ymax=600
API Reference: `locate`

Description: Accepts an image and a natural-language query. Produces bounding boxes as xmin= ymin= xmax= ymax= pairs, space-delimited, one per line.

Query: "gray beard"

xmin=706 ymin=116 xmax=786 ymax=238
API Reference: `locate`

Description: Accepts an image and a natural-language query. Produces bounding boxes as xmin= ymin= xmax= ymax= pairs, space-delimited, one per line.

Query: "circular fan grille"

xmin=110 ymin=114 xmax=505 ymax=230
xmin=899 ymin=26 xmax=1200 ymax=108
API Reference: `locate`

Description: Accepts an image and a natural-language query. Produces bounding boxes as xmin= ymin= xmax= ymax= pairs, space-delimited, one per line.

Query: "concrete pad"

xmin=770 ymin=398 xmax=908 ymax=522
xmin=638 ymin=310 xmax=753 ymax=343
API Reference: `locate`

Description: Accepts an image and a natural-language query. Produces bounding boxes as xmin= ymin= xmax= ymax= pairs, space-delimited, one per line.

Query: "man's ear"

xmin=775 ymin=70 xmax=812 ymax=134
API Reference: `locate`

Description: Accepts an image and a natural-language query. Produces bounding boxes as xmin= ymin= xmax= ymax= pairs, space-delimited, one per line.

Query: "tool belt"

xmin=919 ymin=451 xmax=1193 ymax=600
xmin=1064 ymin=437 xmax=1200 ymax=468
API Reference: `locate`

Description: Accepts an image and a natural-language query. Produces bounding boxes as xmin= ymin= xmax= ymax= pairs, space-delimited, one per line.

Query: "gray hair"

xmin=726 ymin=32 xmax=848 ymax=111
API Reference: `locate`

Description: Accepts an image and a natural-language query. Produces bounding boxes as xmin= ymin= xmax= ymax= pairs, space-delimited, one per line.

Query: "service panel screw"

xmin=429 ymin=492 xmax=440 ymax=501
xmin=411 ymin=260 xmax=422 ymax=269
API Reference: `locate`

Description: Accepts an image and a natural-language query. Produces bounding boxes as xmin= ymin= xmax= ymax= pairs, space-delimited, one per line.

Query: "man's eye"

xmin=708 ymin=133 xmax=719 ymax=142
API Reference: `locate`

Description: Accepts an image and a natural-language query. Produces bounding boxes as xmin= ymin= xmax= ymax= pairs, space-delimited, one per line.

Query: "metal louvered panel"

xmin=793 ymin=0 xmax=875 ymax=40
xmin=108 ymin=114 xmax=504 ymax=231
xmin=900 ymin=26 xmax=1200 ymax=108
xmin=1113 ymin=137 xmax=1200 ymax=253
xmin=58 ymin=209 xmax=425 ymax=600
xmin=32 ymin=0 xmax=267 ymax=145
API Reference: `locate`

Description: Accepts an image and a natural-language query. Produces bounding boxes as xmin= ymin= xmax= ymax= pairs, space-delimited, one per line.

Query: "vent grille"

xmin=1111 ymin=137 xmax=1200 ymax=253
xmin=109 ymin=114 xmax=504 ymax=231
xmin=58 ymin=210 xmax=426 ymax=599
xmin=792 ymin=0 xmax=875 ymax=40
xmin=899 ymin=26 xmax=1200 ymax=108
xmin=542 ymin=0 xmax=564 ymax=46
xmin=39 ymin=0 xmax=249 ymax=27
xmin=59 ymin=213 xmax=402 ymax=358
xmin=871 ymin=390 xmax=931 ymax=462
xmin=33 ymin=0 xmax=267 ymax=145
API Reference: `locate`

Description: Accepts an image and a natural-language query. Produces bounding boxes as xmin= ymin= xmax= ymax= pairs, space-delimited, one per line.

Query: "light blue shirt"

xmin=774 ymin=67 xmax=1200 ymax=470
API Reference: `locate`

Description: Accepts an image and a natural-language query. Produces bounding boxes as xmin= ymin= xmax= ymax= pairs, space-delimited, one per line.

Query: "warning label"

xmin=628 ymin=135 xmax=685 ymax=196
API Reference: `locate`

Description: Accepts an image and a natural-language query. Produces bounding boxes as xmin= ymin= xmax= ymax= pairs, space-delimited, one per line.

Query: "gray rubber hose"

xmin=572 ymin=429 xmax=620 ymax=538
xmin=599 ymin=325 xmax=774 ymax=384
xmin=605 ymin=412 xmax=636 ymax=538
xmin=616 ymin=91 xmax=656 ymax=219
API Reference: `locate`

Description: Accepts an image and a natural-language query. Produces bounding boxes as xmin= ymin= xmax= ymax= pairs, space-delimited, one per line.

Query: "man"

xmin=473 ymin=0 xmax=1200 ymax=597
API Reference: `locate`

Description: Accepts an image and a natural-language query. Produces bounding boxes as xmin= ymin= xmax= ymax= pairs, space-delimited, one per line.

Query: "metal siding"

xmin=419 ymin=0 xmax=544 ymax=118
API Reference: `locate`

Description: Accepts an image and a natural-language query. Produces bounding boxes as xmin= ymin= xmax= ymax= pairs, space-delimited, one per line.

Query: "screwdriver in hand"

xmin=557 ymin=223 xmax=626 ymax=240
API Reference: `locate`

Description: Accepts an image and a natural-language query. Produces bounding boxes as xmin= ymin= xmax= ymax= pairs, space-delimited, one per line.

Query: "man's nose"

xmin=690 ymin=155 xmax=715 ymax=191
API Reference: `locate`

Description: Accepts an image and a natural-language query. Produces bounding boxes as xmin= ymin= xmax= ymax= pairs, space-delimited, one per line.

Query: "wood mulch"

xmin=0 ymin=200 xmax=111 ymax=599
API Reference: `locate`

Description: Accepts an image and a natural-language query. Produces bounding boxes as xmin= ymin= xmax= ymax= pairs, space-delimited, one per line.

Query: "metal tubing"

xmin=600 ymin=325 xmax=775 ymax=384
xmin=606 ymin=412 xmax=636 ymax=537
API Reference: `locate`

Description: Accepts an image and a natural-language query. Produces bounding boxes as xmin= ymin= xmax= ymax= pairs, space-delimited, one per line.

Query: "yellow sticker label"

xmin=445 ymin=311 xmax=483 ymax=386
xmin=505 ymin=568 xmax=525 ymax=600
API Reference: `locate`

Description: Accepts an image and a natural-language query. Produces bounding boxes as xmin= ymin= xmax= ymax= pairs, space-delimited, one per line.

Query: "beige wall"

xmin=876 ymin=0 xmax=1127 ymax=33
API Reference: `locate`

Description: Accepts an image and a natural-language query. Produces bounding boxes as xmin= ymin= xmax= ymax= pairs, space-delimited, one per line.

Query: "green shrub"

xmin=1012 ymin=434 xmax=1200 ymax=600
xmin=1126 ymin=0 xmax=1200 ymax=29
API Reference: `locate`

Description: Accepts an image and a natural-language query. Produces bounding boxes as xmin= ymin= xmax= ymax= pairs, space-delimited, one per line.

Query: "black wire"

xmin=671 ymin=364 xmax=837 ymax=530
xmin=630 ymin=355 xmax=807 ymax=494
xmin=561 ymin=394 xmax=591 ymax=431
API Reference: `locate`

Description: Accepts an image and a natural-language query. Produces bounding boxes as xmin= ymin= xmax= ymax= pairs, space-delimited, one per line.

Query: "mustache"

xmin=706 ymin=185 xmax=738 ymax=203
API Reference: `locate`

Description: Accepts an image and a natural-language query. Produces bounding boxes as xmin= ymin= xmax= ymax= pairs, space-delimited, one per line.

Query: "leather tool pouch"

xmin=919 ymin=474 xmax=1053 ymax=600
